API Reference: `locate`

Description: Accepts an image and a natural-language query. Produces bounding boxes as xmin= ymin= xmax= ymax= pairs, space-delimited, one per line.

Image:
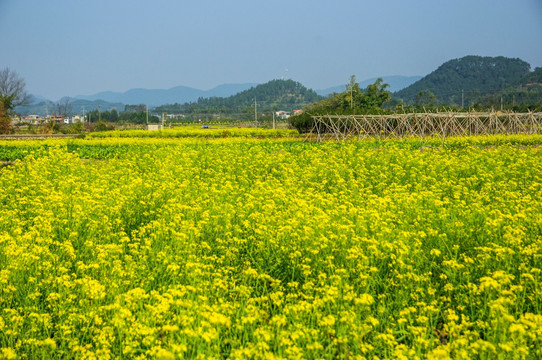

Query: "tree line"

xmin=84 ymin=109 xmax=159 ymax=124
xmin=289 ymin=76 xmax=392 ymax=132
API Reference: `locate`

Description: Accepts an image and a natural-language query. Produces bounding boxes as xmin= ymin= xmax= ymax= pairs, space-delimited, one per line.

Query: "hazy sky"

xmin=1 ymin=0 xmax=541 ymax=100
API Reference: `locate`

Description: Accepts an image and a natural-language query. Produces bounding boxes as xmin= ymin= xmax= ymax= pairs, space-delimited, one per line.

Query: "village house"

xmin=275 ymin=111 xmax=290 ymax=119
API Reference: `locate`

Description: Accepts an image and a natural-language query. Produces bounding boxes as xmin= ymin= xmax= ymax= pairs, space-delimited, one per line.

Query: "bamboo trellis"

xmin=306 ymin=112 xmax=542 ymax=142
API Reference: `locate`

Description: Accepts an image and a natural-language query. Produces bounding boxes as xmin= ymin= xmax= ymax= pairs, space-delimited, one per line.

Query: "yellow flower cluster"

xmin=0 ymin=134 xmax=541 ymax=358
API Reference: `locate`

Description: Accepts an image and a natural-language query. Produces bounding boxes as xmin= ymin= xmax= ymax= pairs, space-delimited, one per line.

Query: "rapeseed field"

xmin=0 ymin=134 xmax=541 ymax=359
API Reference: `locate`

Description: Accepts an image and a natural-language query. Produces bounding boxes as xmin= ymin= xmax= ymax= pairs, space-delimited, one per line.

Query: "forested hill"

xmin=154 ymin=79 xmax=323 ymax=114
xmin=394 ymin=56 xmax=531 ymax=106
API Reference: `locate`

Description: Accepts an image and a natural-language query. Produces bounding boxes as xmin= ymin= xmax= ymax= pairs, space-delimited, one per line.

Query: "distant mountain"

xmin=155 ymin=79 xmax=322 ymax=115
xmin=394 ymin=56 xmax=531 ymax=105
xmin=27 ymin=94 xmax=50 ymax=103
xmin=75 ymin=83 xmax=258 ymax=107
xmin=316 ymin=75 xmax=422 ymax=96
xmin=76 ymin=78 xmax=420 ymax=107
xmin=15 ymin=98 xmax=124 ymax=116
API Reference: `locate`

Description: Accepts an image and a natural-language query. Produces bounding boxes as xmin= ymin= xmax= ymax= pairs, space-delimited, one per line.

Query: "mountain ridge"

xmin=75 ymin=83 xmax=259 ymax=108
xmin=72 ymin=76 xmax=420 ymax=107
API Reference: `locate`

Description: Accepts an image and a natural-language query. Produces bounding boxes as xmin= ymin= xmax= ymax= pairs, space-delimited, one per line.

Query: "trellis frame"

xmin=306 ymin=112 xmax=542 ymax=142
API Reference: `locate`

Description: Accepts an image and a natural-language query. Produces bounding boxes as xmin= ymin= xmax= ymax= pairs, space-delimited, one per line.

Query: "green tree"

xmin=288 ymin=112 xmax=314 ymax=133
xmin=86 ymin=109 xmax=99 ymax=122
xmin=109 ymin=109 xmax=119 ymax=122
xmin=415 ymin=90 xmax=437 ymax=108
xmin=363 ymin=78 xmax=391 ymax=110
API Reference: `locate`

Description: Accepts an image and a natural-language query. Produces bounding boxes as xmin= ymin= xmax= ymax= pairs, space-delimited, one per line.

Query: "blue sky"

xmin=1 ymin=0 xmax=541 ymax=100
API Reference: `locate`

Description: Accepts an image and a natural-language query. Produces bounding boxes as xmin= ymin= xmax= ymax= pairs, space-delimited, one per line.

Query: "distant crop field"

xmin=88 ymin=126 xmax=300 ymax=139
xmin=0 ymin=134 xmax=541 ymax=359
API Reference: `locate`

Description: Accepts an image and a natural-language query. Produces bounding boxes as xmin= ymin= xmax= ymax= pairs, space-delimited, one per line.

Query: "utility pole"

xmin=272 ymin=111 xmax=276 ymax=130
xmin=461 ymin=89 xmax=464 ymax=109
xmin=146 ymin=105 xmax=149 ymax=126
xmin=82 ymin=105 xmax=85 ymax=124
xmin=98 ymin=104 xmax=101 ymax=122
xmin=254 ymin=97 xmax=257 ymax=128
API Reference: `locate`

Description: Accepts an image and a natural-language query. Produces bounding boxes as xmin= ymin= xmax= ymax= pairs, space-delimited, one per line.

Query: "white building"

xmin=64 ymin=115 xmax=83 ymax=124
xmin=275 ymin=111 xmax=291 ymax=119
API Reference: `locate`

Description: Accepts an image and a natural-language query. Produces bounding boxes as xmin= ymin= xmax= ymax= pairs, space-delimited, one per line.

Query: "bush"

xmin=41 ymin=119 xmax=60 ymax=134
xmin=65 ymin=121 xmax=84 ymax=134
xmin=95 ymin=121 xmax=115 ymax=132
xmin=288 ymin=112 xmax=314 ymax=133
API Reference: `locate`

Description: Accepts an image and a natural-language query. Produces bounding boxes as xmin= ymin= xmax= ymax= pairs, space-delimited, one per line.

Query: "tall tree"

xmin=56 ymin=97 xmax=73 ymax=117
xmin=346 ymin=75 xmax=364 ymax=110
xmin=0 ymin=68 xmax=31 ymax=133
xmin=0 ymin=68 xmax=30 ymax=112
xmin=415 ymin=90 xmax=437 ymax=107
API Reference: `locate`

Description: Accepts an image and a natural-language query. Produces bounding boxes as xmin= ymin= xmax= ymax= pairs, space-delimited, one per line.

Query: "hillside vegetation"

xmin=490 ymin=67 xmax=542 ymax=111
xmin=394 ymin=56 xmax=532 ymax=106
